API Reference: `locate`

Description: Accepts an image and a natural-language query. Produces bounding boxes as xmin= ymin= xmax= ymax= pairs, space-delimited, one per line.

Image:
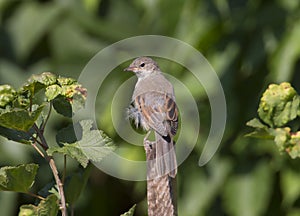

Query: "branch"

xmin=34 ymin=127 xmax=67 ymax=216
xmin=41 ymin=102 xmax=52 ymax=132
xmin=33 ymin=124 xmax=48 ymax=150
xmin=47 ymin=156 xmax=67 ymax=216
xmin=26 ymin=192 xmax=45 ymax=200
xmin=31 ymin=143 xmax=45 ymax=158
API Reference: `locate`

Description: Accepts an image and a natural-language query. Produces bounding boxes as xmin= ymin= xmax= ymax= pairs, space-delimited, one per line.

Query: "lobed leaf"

xmin=45 ymin=84 xmax=62 ymax=101
xmin=47 ymin=143 xmax=89 ymax=168
xmin=18 ymin=194 xmax=59 ymax=216
xmin=57 ymin=77 xmax=76 ymax=86
xmin=22 ymin=72 xmax=57 ymax=95
xmin=247 ymin=82 xmax=300 ymax=159
xmin=245 ymin=118 xmax=273 ymax=139
xmin=49 ymin=81 xmax=87 ymax=117
xmin=0 ymin=104 xmax=45 ymax=131
xmin=48 ymin=120 xmax=116 ymax=167
xmin=0 ymin=164 xmax=38 ymax=193
xmin=258 ymin=82 xmax=300 ymax=127
xmin=78 ymin=120 xmax=116 ymax=163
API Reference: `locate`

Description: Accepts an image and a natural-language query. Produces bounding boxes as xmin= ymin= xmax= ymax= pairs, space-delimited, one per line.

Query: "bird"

xmin=125 ymin=57 xmax=178 ymax=216
xmin=125 ymin=56 xmax=178 ymax=178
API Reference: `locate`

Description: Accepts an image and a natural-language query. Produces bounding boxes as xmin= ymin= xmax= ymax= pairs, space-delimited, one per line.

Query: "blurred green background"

xmin=1 ymin=0 xmax=300 ymax=215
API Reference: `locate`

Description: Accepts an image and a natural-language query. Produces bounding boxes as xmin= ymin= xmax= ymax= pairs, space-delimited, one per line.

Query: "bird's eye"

xmin=140 ymin=63 xmax=145 ymax=67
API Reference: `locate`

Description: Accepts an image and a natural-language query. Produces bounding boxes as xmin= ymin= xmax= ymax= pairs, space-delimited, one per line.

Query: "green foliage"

xmin=247 ymin=82 xmax=300 ymax=159
xmin=64 ymin=165 xmax=92 ymax=205
xmin=48 ymin=120 xmax=116 ymax=168
xmin=0 ymin=85 xmax=16 ymax=107
xmin=0 ymin=72 xmax=87 ymax=135
xmin=223 ymin=161 xmax=272 ymax=216
xmin=0 ymin=104 xmax=45 ymax=131
xmin=0 ymin=71 xmax=115 ymax=215
xmin=1 ymin=0 xmax=300 ymax=215
xmin=0 ymin=164 xmax=38 ymax=193
xmin=0 ymin=126 xmax=32 ymax=144
xmin=19 ymin=194 xmax=59 ymax=216
xmin=258 ymin=82 xmax=300 ymax=127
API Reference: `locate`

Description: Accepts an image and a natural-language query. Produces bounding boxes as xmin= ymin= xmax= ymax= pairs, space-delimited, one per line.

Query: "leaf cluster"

xmin=0 ymin=72 xmax=116 ymax=215
xmin=247 ymin=82 xmax=300 ymax=158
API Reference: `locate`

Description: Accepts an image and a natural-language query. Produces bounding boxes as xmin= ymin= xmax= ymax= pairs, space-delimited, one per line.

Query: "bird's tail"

xmin=155 ymin=132 xmax=177 ymax=178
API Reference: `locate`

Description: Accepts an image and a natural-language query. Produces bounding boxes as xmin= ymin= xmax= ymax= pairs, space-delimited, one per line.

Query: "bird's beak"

xmin=124 ymin=66 xmax=137 ymax=72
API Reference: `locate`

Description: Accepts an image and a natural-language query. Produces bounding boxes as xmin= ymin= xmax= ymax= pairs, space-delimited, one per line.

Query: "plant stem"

xmin=33 ymin=125 xmax=67 ymax=216
xmin=31 ymin=143 xmax=45 ymax=158
xmin=48 ymin=156 xmax=67 ymax=216
xmin=62 ymin=155 xmax=67 ymax=184
xmin=41 ymin=102 xmax=52 ymax=132
xmin=33 ymin=124 xmax=48 ymax=150
xmin=26 ymin=192 xmax=45 ymax=200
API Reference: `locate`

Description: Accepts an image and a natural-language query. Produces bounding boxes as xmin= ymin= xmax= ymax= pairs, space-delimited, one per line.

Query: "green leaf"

xmin=45 ymin=84 xmax=62 ymax=101
xmin=245 ymin=118 xmax=273 ymax=139
xmin=0 ymin=85 xmax=16 ymax=107
xmin=55 ymin=123 xmax=77 ymax=146
xmin=52 ymin=96 xmax=72 ymax=117
xmin=270 ymin=19 xmax=300 ymax=82
xmin=65 ymin=165 xmax=92 ymax=205
xmin=18 ymin=194 xmax=59 ymax=216
xmin=269 ymin=127 xmax=291 ymax=152
xmin=47 ymin=143 xmax=89 ymax=168
xmin=287 ymin=131 xmax=300 ymax=158
xmin=0 ymin=126 xmax=32 ymax=144
xmin=223 ymin=162 xmax=272 ymax=216
xmin=0 ymin=104 xmax=45 ymax=131
xmin=0 ymin=164 xmax=38 ymax=193
xmin=281 ymin=168 xmax=300 ymax=208
xmin=246 ymin=118 xmax=268 ymax=129
xmin=7 ymin=1 xmax=63 ymax=60
xmin=22 ymin=72 xmax=57 ymax=95
xmin=78 ymin=120 xmax=116 ymax=163
xmin=51 ymin=84 xmax=87 ymax=117
xmin=179 ymin=157 xmax=231 ymax=215
xmin=258 ymin=82 xmax=300 ymax=127
xmin=57 ymin=77 xmax=76 ymax=86
xmin=120 ymin=204 xmax=136 ymax=216
xmin=49 ymin=122 xmax=86 ymax=165
xmin=48 ymin=120 xmax=116 ymax=167
xmin=83 ymin=0 xmax=101 ymax=13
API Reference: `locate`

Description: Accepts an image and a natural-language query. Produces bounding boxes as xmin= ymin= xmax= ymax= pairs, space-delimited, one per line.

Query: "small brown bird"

xmin=125 ymin=56 xmax=178 ymax=178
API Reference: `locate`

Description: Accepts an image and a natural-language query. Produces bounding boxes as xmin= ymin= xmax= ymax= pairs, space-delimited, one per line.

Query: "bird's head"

xmin=124 ymin=57 xmax=161 ymax=78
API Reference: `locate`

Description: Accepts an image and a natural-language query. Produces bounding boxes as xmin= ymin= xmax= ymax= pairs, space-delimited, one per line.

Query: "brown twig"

xmin=31 ymin=143 xmax=45 ymax=158
xmin=33 ymin=124 xmax=68 ymax=216
xmin=33 ymin=124 xmax=48 ymax=151
xmin=26 ymin=192 xmax=45 ymax=200
xmin=47 ymin=156 xmax=67 ymax=216
xmin=62 ymin=155 xmax=67 ymax=185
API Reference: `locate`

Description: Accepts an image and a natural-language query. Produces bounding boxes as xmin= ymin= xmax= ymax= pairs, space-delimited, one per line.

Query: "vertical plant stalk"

xmin=33 ymin=123 xmax=67 ymax=216
xmin=48 ymin=156 xmax=67 ymax=216
xmin=144 ymin=140 xmax=177 ymax=216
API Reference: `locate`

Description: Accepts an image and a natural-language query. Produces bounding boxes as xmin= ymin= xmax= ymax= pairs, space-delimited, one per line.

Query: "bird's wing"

xmin=134 ymin=92 xmax=178 ymax=138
